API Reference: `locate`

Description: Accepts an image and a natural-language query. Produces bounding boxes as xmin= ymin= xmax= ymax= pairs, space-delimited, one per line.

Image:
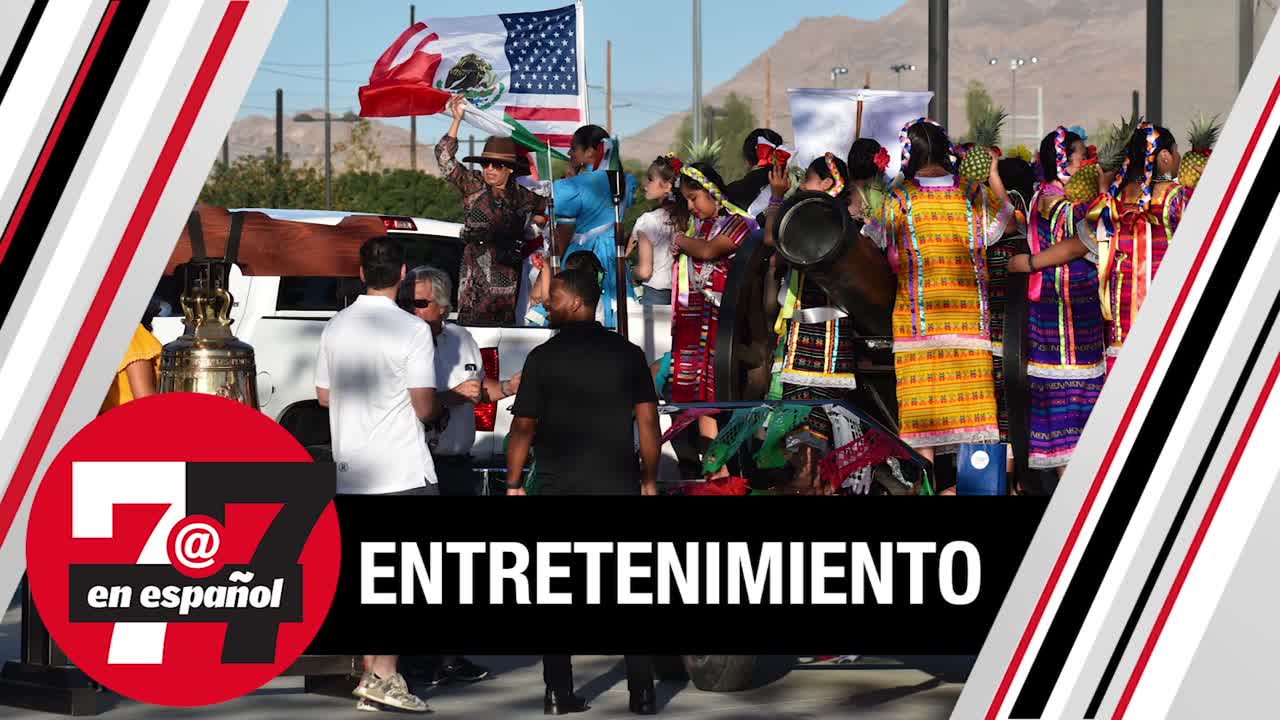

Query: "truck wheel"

xmin=681 ymin=655 xmax=794 ymax=692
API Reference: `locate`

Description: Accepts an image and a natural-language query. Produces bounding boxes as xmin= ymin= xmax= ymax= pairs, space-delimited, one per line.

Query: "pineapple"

xmin=959 ymin=107 xmax=1007 ymax=183
xmin=1179 ymin=114 xmax=1221 ymax=189
xmin=1063 ymin=114 xmax=1138 ymax=204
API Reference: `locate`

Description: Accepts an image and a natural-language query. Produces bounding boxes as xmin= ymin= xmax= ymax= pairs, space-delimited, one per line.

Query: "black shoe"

xmin=439 ymin=657 xmax=489 ymax=683
xmin=629 ymin=687 xmax=657 ymax=715
xmin=544 ymin=688 xmax=590 ymax=715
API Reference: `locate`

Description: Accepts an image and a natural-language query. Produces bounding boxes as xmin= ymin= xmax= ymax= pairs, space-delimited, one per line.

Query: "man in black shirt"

xmin=506 ymin=267 xmax=662 ymax=715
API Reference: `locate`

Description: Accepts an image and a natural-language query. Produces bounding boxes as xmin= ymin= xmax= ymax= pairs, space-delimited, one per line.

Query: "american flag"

xmin=498 ymin=6 xmax=583 ymax=153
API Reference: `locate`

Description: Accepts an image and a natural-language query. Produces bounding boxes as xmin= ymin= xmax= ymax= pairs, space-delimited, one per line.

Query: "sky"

xmin=237 ymin=0 xmax=905 ymax=142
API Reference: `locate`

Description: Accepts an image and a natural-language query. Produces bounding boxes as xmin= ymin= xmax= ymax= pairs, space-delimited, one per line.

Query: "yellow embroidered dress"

xmin=881 ymin=174 xmax=1012 ymax=452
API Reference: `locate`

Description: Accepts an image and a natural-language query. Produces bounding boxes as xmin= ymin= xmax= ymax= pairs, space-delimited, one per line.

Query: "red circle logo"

xmin=25 ymin=393 xmax=341 ymax=707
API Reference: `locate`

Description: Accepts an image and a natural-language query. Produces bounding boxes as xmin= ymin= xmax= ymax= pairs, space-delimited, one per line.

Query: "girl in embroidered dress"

xmin=879 ymin=119 xmax=1013 ymax=462
xmin=1079 ymin=123 xmax=1188 ymax=371
xmin=626 ymin=154 xmax=688 ymax=306
xmin=1005 ymin=128 xmax=1107 ymax=474
xmin=671 ymin=163 xmax=759 ymax=466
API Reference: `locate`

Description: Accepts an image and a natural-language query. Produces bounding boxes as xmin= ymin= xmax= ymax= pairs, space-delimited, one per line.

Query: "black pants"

xmin=435 ymin=455 xmax=481 ymax=496
xmin=543 ymin=655 xmax=653 ymax=694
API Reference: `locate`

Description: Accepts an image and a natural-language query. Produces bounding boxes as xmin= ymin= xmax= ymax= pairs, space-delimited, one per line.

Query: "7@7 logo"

xmin=25 ymin=393 xmax=341 ymax=707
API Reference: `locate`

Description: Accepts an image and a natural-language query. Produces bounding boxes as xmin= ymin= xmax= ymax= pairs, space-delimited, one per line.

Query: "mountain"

xmin=623 ymin=0 xmax=1145 ymax=163
xmin=223 ymin=109 xmax=446 ymax=175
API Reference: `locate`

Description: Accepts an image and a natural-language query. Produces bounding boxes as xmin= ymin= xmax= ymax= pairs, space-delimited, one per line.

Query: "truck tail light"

xmin=474 ymin=346 xmax=499 ymax=431
xmin=381 ymin=216 xmax=417 ymax=231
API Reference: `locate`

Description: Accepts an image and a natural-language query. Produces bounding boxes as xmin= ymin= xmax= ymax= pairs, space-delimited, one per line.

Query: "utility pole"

xmin=764 ymin=57 xmax=771 ymax=129
xmin=928 ymin=0 xmax=948 ymax=126
xmin=222 ymin=136 xmax=229 ymax=168
xmin=606 ymin=40 xmax=613 ymax=133
xmin=1132 ymin=90 xmax=1141 ymax=121
xmin=410 ymin=4 xmax=417 ymax=172
xmin=1239 ymin=0 xmax=1254 ymax=89
xmin=275 ymin=88 xmax=283 ymax=168
xmin=468 ymin=135 xmax=477 ymax=169
xmin=1146 ymin=0 xmax=1162 ymax=124
xmin=324 ymin=0 xmax=332 ymax=208
xmin=692 ymin=0 xmax=703 ymax=145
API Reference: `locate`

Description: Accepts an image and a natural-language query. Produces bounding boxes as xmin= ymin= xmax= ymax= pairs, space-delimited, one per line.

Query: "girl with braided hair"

xmin=671 ymin=162 xmax=759 ymax=468
xmin=879 ymin=119 xmax=1013 ymax=462
xmin=1082 ymin=123 xmax=1188 ymax=371
xmin=1004 ymin=128 xmax=1107 ymax=474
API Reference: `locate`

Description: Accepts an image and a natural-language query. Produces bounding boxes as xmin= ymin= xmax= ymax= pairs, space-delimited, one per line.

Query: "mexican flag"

xmin=358 ymin=3 xmax=586 ymax=160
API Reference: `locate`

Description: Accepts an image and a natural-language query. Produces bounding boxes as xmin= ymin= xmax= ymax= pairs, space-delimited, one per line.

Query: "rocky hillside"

xmin=623 ymin=0 xmax=1146 ymax=162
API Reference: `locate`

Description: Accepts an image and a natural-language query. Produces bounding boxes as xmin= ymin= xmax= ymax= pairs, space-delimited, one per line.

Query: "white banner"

xmin=786 ymin=88 xmax=933 ymax=181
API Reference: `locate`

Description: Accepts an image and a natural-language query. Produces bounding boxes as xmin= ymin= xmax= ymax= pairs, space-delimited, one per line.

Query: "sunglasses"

xmin=411 ymin=299 xmax=433 ymax=309
xmin=479 ymin=160 xmax=510 ymax=170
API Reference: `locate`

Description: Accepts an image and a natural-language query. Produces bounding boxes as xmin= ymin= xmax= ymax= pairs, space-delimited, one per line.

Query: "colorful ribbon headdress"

xmin=899 ymin=117 xmax=956 ymax=172
xmin=755 ymin=137 xmax=792 ymax=168
xmin=1053 ymin=126 xmax=1072 ymax=182
xmin=680 ymin=165 xmax=749 ymax=217
xmin=1109 ymin=122 xmax=1160 ymax=209
xmin=822 ymin=152 xmax=846 ymax=197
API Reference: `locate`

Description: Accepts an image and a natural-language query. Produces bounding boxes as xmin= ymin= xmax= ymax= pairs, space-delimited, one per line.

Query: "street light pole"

xmin=692 ymin=0 xmax=703 ymax=145
xmin=830 ymin=66 xmax=848 ymax=88
xmin=890 ymin=63 xmax=916 ymax=90
xmin=324 ymin=0 xmax=331 ymax=209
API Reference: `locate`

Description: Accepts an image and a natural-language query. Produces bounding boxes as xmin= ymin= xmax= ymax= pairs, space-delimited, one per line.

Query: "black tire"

xmin=682 ymin=655 xmax=794 ymax=692
xmin=651 ymin=655 xmax=689 ymax=682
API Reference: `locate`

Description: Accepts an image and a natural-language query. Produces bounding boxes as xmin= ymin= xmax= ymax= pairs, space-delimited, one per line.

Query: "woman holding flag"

xmin=436 ymin=95 xmax=548 ymax=325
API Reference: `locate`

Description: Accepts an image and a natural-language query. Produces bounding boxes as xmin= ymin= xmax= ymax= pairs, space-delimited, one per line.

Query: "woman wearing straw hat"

xmin=436 ymin=95 xmax=548 ymax=325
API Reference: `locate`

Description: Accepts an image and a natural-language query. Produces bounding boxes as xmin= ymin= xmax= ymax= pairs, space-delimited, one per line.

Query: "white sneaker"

xmin=353 ymin=672 xmax=430 ymax=713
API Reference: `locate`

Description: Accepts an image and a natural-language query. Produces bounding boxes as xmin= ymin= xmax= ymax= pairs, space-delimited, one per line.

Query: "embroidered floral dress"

xmin=670 ymin=211 xmax=757 ymax=403
xmin=436 ymin=135 xmax=546 ymax=325
xmin=1085 ymin=182 xmax=1190 ymax=370
xmin=879 ymin=174 xmax=1013 ymax=452
xmin=1026 ymin=187 xmax=1106 ymax=468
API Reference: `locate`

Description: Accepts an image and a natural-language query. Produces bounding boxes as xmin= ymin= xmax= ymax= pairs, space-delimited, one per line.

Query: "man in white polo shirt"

xmin=315 ymin=236 xmax=435 ymax=713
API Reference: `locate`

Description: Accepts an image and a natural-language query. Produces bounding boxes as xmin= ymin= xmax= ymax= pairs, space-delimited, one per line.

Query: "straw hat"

xmin=462 ymin=137 xmax=530 ymax=176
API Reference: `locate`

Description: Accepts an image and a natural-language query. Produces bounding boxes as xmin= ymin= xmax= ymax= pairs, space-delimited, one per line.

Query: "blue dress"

xmin=548 ymin=167 xmax=637 ymax=328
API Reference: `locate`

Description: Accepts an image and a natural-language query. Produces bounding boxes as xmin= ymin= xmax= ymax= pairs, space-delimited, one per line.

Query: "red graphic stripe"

xmin=505 ymin=106 xmax=581 ymax=122
xmin=0 ymin=3 xmax=248 ymax=545
xmin=0 ymin=1 xmax=118 ymax=268
xmin=984 ymin=71 xmax=1280 ymax=720
xmin=1112 ymin=351 xmax=1280 ymax=718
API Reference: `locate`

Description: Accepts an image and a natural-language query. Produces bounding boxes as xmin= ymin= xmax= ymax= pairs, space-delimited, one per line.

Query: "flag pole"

xmin=605 ymin=141 xmax=629 ymax=339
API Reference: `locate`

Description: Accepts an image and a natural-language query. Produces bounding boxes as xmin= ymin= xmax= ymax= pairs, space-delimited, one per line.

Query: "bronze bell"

xmin=158 ymin=260 xmax=258 ymax=408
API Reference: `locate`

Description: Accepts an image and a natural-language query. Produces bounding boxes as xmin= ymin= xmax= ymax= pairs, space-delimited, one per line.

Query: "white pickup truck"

xmin=151 ymin=209 xmax=674 ymax=468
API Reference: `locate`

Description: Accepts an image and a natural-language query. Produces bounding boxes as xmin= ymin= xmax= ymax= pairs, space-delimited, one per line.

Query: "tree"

xmin=964 ymin=80 xmax=997 ymax=143
xmin=334 ymin=118 xmax=383 ymax=173
xmin=673 ymin=92 xmax=759 ymax=182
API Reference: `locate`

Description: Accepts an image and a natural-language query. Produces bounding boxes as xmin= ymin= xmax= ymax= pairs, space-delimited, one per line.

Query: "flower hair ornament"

xmin=1109 ymin=122 xmax=1160 ymax=209
xmin=755 ymin=137 xmax=792 ymax=168
xmin=680 ymin=165 xmax=750 ymax=217
xmin=659 ymin=152 xmax=683 ymax=174
xmin=899 ymin=117 xmax=957 ymax=172
xmin=1053 ymin=126 xmax=1072 ymax=182
xmin=873 ymin=146 xmax=891 ymax=173
xmin=822 ymin=152 xmax=846 ymax=197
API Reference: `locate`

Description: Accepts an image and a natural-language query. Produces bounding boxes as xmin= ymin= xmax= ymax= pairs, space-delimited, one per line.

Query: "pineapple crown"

xmin=1187 ymin=113 xmax=1222 ymax=153
xmin=1053 ymin=126 xmax=1072 ymax=182
xmin=972 ymin=107 xmax=1007 ymax=148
